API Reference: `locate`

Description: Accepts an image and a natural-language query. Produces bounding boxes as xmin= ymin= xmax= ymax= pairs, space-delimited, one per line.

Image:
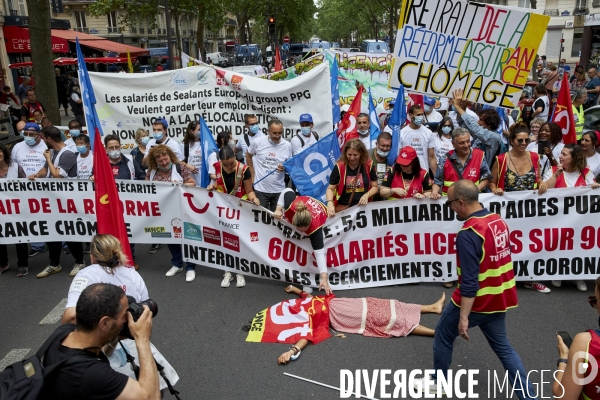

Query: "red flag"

xmin=274 ymin=46 xmax=282 ymax=72
xmin=336 ymin=85 xmax=364 ymax=148
xmin=406 ymin=93 xmax=424 ymax=125
xmin=552 ymin=74 xmax=577 ymax=145
xmin=92 ymin=128 xmax=134 ymax=266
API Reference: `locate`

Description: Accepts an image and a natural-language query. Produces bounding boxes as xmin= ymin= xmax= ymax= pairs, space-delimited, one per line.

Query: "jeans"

xmin=167 ymin=244 xmax=195 ymax=271
xmin=47 ymin=242 xmax=84 ymax=266
xmin=0 ymin=243 xmax=28 ymax=268
xmin=254 ymin=190 xmax=280 ymax=212
xmin=31 ymin=242 xmax=45 ymax=251
xmin=433 ymin=303 xmax=537 ymax=400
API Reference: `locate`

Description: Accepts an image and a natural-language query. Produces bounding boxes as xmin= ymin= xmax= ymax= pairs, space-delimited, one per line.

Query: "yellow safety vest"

xmin=573 ymin=104 xmax=584 ymax=141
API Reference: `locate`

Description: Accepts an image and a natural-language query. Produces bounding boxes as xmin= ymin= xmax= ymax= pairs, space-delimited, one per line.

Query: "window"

xmin=17 ymin=0 xmax=27 ymax=16
xmin=576 ymin=0 xmax=588 ymax=7
xmin=518 ymin=0 xmax=531 ymax=7
xmin=571 ymin=28 xmax=584 ymax=57
xmin=74 ymin=11 xmax=87 ymax=33
xmin=107 ymin=11 xmax=118 ymax=33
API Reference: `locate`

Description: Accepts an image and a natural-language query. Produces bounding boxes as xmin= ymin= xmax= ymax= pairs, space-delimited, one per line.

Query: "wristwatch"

xmin=557 ymin=358 xmax=568 ymax=367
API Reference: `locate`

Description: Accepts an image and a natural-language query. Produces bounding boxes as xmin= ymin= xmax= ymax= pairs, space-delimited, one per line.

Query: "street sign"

xmin=234 ymin=37 xmax=239 ymax=44
xmin=283 ymin=35 xmax=290 ymax=43
xmin=282 ymin=43 xmax=290 ymax=51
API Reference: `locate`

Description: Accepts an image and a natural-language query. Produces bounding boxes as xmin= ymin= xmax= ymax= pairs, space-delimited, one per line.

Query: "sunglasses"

xmin=589 ymin=296 xmax=597 ymax=309
xmin=445 ymin=198 xmax=462 ymax=206
xmin=516 ymin=138 xmax=531 ymax=144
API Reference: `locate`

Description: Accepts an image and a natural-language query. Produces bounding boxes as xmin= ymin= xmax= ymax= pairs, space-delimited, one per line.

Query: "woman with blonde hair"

xmin=274 ymin=188 xmax=332 ymax=294
xmin=131 ymin=127 xmax=150 ymax=174
xmin=325 ymin=139 xmax=378 ymax=217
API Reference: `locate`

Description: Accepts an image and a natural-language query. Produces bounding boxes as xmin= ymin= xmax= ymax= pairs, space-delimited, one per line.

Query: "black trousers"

xmin=47 ymin=242 xmax=83 ymax=266
xmin=0 ymin=243 xmax=28 ymax=268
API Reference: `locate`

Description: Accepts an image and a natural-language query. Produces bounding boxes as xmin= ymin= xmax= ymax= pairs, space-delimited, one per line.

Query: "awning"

xmin=4 ymin=26 xmax=68 ymax=53
xmin=75 ymin=39 xmax=148 ymax=56
xmin=9 ymin=57 xmax=136 ymax=69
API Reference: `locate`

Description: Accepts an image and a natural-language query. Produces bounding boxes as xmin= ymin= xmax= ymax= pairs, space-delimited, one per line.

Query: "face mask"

xmin=24 ymin=136 xmax=37 ymax=146
xmin=300 ymin=127 xmax=311 ymax=136
xmin=376 ymin=149 xmax=389 ymax=157
xmin=413 ymin=116 xmax=424 ymax=126
xmin=248 ymin=125 xmax=260 ymax=135
xmin=358 ymin=129 xmax=369 ymax=137
xmin=424 ymin=105 xmax=431 ymax=112
xmin=76 ymin=145 xmax=88 ymax=154
xmin=141 ymin=136 xmax=150 ymax=146
xmin=153 ymin=132 xmax=164 ymax=141
xmin=158 ymin=162 xmax=172 ymax=172
xmin=70 ymin=129 xmax=81 ymax=138
xmin=442 ymin=126 xmax=452 ymax=134
xmin=108 ymin=150 xmax=121 ymax=159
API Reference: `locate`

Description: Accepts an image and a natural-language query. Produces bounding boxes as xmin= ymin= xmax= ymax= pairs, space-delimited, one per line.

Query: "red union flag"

xmin=552 ymin=74 xmax=577 ymax=145
xmin=337 ymin=85 xmax=364 ymax=149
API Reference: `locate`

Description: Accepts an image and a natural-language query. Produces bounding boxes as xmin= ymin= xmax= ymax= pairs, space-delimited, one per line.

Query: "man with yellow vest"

xmin=414 ymin=180 xmax=536 ymax=398
xmin=572 ymin=88 xmax=587 ymax=141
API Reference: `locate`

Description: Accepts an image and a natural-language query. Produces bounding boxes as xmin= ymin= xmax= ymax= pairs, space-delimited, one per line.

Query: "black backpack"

xmin=0 ymin=326 xmax=88 ymax=400
xmin=295 ymin=131 xmax=320 ymax=147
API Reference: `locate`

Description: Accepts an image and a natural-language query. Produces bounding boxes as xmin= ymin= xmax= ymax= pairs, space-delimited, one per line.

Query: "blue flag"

xmin=199 ymin=117 xmax=218 ymax=188
xmin=368 ymin=88 xmax=380 ymax=148
xmin=76 ymin=38 xmax=103 ymax=151
xmin=284 ymin=131 xmax=341 ymax=202
xmin=331 ymin=57 xmax=341 ymax=125
xmin=387 ymin=85 xmax=407 ymax=166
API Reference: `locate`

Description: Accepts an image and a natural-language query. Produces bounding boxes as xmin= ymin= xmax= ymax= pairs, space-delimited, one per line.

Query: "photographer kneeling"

xmin=40 ymin=283 xmax=160 ymax=400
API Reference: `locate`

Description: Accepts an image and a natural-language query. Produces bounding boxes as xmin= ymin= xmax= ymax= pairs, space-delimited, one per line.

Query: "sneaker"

xmin=83 ymin=244 xmax=90 ymax=254
xmin=17 ymin=267 xmax=28 ymax=277
xmin=236 ymin=274 xmax=246 ymax=288
xmin=186 ymin=270 xmax=196 ymax=282
xmin=149 ymin=244 xmax=162 ymax=254
xmin=443 ymin=281 xmax=454 ymax=288
xmin=412 ymin=378 xmax=446 ymax=396
xmin=551 ymin=280 xmax=562 ymax=288
xmin=576 ymin=280 xmax=588 ymax=292
xmin=524 ymin=282 xmax=551 ymax=293
xmin=0 ymin=264 xmax=8 ymax=275
xmin=221 ymin=272 xmax=233 ymax=287
xmin=37 ymin=265 xmax=62 ymax=278
xmin=28 ymin=247 xmax=46 ymax=257
xmin=165 ymin=266 xmax=183 ymax=277
xmin=69 ymin=263 xmax=86 ymax=277
xmin=302 ymin=286 xmax=313 ymax=294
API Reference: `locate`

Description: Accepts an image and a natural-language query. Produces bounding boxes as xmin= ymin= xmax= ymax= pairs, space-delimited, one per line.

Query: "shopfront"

xmin=580 ymin=13 xmax=600 ymax=69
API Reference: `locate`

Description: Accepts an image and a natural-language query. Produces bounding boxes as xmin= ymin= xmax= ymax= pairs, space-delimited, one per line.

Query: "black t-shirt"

xmin=222 ymin=166 xmax=252 ymax=193
xmin=39 ymin=324 xmax=129 ymax=400
xmin=382 ymin=166 xmax=433 ymax=192
xmin=329 ymin=163 xmax=378 ymax=206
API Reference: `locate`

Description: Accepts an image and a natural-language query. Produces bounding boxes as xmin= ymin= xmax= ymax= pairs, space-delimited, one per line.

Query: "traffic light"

xmin=268 ymin=16 xmax=275 ymax=35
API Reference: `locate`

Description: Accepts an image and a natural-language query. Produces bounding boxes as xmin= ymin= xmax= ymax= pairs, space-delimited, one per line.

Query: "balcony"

xmin=573 ymin=6 xmax=589 ymax=14
xmin=9 ymin=9 xmax=18 ymax=15
xmin=544 ymin=9 xmax=559 ymax=15
xmin=74 ymin=27 xmax=89 ymax=33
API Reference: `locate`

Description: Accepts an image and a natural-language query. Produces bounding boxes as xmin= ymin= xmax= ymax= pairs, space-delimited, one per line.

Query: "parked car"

xmin=228 ymin=65 xmax=266 ymax=77
xmin=360 ymin=40 xmax=389 ymax=53
xmin=289 ymin=43 xmax=307 ymax=62
xmin=234 ymin=44 xmax=262 ymax=65
xmin=206 ymin=52 xmax=229 ymax=67
xmin=584 ymin=105 xmax=600 ymax=131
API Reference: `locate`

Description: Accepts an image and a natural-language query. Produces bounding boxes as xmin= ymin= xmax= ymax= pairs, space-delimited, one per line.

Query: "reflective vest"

xmin=552 ymin=165 xmax=591 ymax=188
xmin=495 ymin=151 xmax=539 ymax=190
xmin=214 ymin=161 xmax=248 ymax=198
xmin=334 ymin=160 xmax=373 ymax=204
xmin=284 ymin=196 xmax=328 ymax=236
xmin=386 ymin=168 xmax=428 ymax=199
xmin=580 ymin=330 xmax=600 ymax=400
xmin=574 ymin=104 xmax=585 ymax=141
xmin=23 ymin=101 xmax=43 ymax=122
xmin=451 ymin=212 xmax=518 ymax=313
xmin=442 ymin=149 xmax=485 ymax=195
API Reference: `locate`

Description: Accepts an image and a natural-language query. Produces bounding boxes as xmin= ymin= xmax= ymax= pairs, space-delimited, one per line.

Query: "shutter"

xmin=545 ymin=30 xmax=562 ymax=60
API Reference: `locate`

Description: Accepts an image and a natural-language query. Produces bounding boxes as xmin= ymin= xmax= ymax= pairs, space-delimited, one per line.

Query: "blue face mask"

xmin=153 ymin=132 xmax=164 ymax=141
xmin=376 ymin=149 xmax=389 ymax=157
xmin=300 ymin=127 xmax=311 ymax=136
xmin=413 ymin=116 xmax=424 ymax=126
xmin=442 ymin=126 xmax=452 ymax=134
xmin=141 ymin=136 xmax=150 ymax=146
xmin=76 ymin=145 xmax=88 ymax=154
xmin=158 ymin=162 xmax=172 ymax=172
xmin=24 ymin=136 xmax=37 ymax=146
xmin=70 ymin=129 xmax=81 ymax=138
xmin=424 ymin=105 xmax=431 ymax=113
xmin=248 ymin=125 xmax=260 ymax=135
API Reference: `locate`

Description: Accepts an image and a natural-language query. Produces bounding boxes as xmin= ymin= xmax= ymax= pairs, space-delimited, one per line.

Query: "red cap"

xmin=395 ymin=146 xmax=417 ymax=166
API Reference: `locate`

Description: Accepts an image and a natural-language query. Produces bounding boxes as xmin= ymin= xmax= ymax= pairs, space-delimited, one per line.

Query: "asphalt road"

xmin=0 ymin=243 xmax=593 ymax=399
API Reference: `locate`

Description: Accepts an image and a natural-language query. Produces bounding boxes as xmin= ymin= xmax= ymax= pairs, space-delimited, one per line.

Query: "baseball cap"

xmin=299 ymin=113 xmax=313 ymax=123
xmin=395 ymin=146 xmax=417 ymax=166
xmin=341 ymin=104 xmax=350 ymax=112
xmin=423 ymin=96 xmax=436 ymax=106
xmin=153 ymin=117 xmax=168 ymax=129
xmin=24 ymin=122 xmax=40 ymax=132
xmin=388 ymin=100 xmax=396 ymax=106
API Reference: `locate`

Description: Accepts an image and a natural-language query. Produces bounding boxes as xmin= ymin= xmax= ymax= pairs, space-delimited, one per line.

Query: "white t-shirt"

xmin=207 ymin=151 xmax=219 ymax=176
xmin=448 ymin=108 xmax=479 ymax=128
xmin=534 ymin=96 xmax=550 ymax=120
xmin=247 ymin=136 xmax=292 ymax=193
xmin=290 ymin=132 xmax=318 ymax=155
xmin=543 ymin=168 xmax=595 ymax=186
xmin=11 ymin=140 xmax=47 ymax=175
xmin=66 ymin=264 xmax=149 ymax=308
xmin=357 ymin=133 xmax=371 ymax=150
xmin=425 ymin=110 xmax=444 ymax=123
xmin=235 ymin=131 xmax=265 ymax=163
xmin=64 ymin=138 xmax=77 ymax=153
xmin=398 ymin=125 xmax=435 ymax=171
xmin=181 ymin=141 xmax=202 ymax=187
xmin=77 ymin=152 xmax=94 ymax=179
xmin=144 ymin=137 xmax=183 ymax=161
xmin=432 ymin=135 xmax=454 ymax=164
xmin=527 ymin=141 xmax=564 ymax=177
xmin=587 ymin=153 xmax=600 ymax=178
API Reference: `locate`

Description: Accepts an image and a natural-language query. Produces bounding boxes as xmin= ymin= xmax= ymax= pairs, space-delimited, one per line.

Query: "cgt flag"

xmin=92 ymin=127 xmax=133 ymax=265
xmin=199 ymin=117 xmax=219 ymax=188
xmin=284 ymin=131 xmax=341 ymax=202
xmin=552 ymin=74 xmax=577 ymax=145
xmin=274 ymin=46 xmax=283 ymax=72
xmin=368 ymin=88 xmax=381 ymax=148
xmin=336 ymin=85 xmax=364 ymax=149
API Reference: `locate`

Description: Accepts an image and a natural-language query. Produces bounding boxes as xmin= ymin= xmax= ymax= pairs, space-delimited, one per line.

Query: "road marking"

xmin=40 ymin=298 xmax=67 ymax=324
xmin=0 ymin=349 xmax=31 ymax=370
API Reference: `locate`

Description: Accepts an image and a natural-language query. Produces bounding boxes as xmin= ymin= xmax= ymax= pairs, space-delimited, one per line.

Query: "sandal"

xmin=17 ymin=267 xmax=28 ymax=277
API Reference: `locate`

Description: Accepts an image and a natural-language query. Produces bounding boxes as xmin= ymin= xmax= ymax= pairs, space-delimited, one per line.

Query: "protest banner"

xmin=0 ymin=179 xmax=180 ymax=244
xmin=88 ymin=63 xmax=332 ymax=151
xmin=389 ymin=0 xmax=550 ymax=108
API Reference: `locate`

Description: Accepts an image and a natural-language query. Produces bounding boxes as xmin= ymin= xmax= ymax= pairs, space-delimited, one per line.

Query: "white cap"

xmin=341 ymin=104 xmax=350 ymax=112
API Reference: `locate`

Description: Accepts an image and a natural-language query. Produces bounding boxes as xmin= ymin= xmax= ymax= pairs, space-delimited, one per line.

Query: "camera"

xmin=120 ymin=296 xmax=158 ymax=339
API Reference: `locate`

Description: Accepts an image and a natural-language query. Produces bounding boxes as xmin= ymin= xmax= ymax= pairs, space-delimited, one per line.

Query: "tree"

xmin=26 ymin=0 xmax=59 ymax=124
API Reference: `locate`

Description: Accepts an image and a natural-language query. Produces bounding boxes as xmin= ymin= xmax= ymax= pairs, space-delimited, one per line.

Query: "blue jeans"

xmin=31 ymin=242 xmax=45 ymax=251
xmin=433 ymin=303 xmax=537 ymax=400
xmin=167 ymin=244 xmax=195 ymax=271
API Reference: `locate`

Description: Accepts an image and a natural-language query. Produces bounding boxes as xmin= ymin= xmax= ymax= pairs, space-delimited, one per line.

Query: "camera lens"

xmin=140 ymin=299 xmax=158 ymax=318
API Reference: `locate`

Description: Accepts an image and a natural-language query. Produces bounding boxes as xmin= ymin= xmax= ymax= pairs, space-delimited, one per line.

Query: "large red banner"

xmin=4 ymin=26 xmax=68 ymax=53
